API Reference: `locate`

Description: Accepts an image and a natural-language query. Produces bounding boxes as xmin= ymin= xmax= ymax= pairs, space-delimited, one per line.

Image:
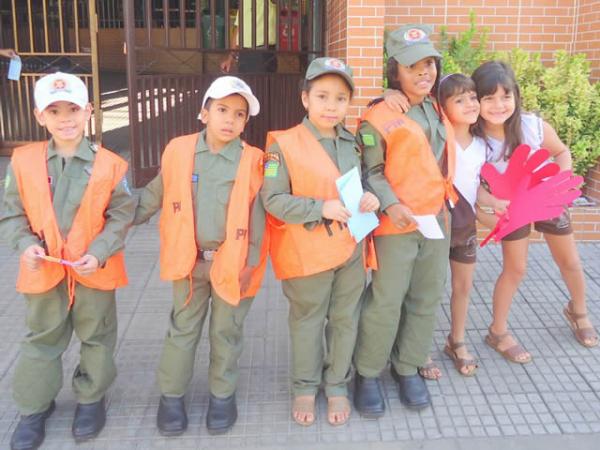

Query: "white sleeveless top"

xmin=454 ymin=136 xmax=487 ymax=212
xmin=486 ymin=113 xmax=544 ymax=173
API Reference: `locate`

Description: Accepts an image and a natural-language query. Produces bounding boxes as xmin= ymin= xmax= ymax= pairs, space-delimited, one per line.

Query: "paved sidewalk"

xmin=0 ymin=165 xmax=599 ymax=448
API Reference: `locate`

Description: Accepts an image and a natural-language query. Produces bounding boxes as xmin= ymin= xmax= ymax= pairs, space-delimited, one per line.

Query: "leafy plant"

xmin=439 ymin=11 xmax=493 ymax=75
xmin=385 ymin=12 xmax=600 ymax=176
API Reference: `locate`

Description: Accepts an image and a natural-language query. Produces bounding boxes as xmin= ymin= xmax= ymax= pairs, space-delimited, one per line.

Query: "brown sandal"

xmin=563 ymin=301 xmax=599 ymax=348
xmin=485 ymin=327 xmax=532 ymax=364
xmin=444 ymin=335 xmax=478 ymax=377
xmin=418 ymin=358 xmax=442 ymax=380
xmin=327 ymin=396 xmax=351 ymax=426
xmin=292 ymin=395 xmax=316 ymax=426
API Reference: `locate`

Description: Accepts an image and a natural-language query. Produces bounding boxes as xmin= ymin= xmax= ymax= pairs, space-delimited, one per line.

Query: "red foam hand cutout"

xmin=482 ymin=170 xmax=583 ymax=245
xmin=480 ymin=144 xmax=556 ymax=199
xmin=479 ymin=145 xmax=582 ymax=246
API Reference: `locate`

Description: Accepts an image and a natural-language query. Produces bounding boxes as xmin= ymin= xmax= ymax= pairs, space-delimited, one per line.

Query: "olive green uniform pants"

xmin=354 ymin=232 xmax=450 ymax=377
xmin=13 ymin=281 xmax=117 ymax=415
xmin=282 ymin=245 xmax=365 ymax=398
xmin=158 ymin=260 xmax=253 ymax=399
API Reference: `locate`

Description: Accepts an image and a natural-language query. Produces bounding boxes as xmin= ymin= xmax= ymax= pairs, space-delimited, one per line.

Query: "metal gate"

xmin=124 ymin=0 xmax=325 ymax=187
xmin=0 ymin=0 xmax=101 ymax=154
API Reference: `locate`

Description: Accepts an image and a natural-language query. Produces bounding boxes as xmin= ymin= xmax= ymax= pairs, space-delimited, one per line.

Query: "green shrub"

xmin=439 ymin=11 xmax=493 ymax=75
xmin=434 ymin=13 xmax=600 ymax=176
xmin=498 ymin=49 xmax=600 ymax=175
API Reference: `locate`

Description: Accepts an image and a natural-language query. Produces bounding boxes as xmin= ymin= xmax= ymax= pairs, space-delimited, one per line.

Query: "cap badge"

xmin=50 ymin=78 xmax=72 ymax=94
xmin=404 ymin=28 xmax=428 ymax=43
xmin=324 ymin=58 xmax=346 ymax=71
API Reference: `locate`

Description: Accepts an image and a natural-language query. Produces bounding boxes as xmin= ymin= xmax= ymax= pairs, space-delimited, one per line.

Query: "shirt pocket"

xmin=66 ymin=176 xmax=91 ymax=206
xmin=216 ymin=184 xmax=234 ymax=205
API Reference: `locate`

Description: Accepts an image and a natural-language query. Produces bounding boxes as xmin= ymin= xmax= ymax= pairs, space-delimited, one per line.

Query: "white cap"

xmin=201 ymin=76 xmax=260 ymax=117
xmin=34 ymin=72 xmax=89 ymax=112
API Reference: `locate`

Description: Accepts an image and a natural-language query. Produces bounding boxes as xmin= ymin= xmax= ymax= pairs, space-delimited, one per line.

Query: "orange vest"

xmin=361 ymin=100 xmax=458 ymax=236
xmin=266 ymin=124 xmax=358 ymax=280
xmin=159 ymin=133 xmax=268 ymax=306
xmin=11 ymin=141 xmax=129 ymax=305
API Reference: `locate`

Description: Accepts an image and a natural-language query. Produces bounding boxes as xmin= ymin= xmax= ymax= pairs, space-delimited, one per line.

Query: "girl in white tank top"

xmin=472 ymin=61 xmax=597 ymax=363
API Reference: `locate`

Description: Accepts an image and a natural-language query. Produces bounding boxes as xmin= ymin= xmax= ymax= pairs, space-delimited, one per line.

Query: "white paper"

xmin=413 ymin=214 xmax=444 ymax=239
xmin=335 ymin=167 xmax=379 ymax=243
xmin=7 ymin=56 xmax=21 ymax=81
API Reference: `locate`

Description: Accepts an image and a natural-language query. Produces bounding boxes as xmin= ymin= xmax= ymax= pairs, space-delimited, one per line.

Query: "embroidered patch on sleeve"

xmin=263 ymin=152 xmax=280 ymax=178
xmin=361 ymin=133 xmax=376 ymax=147
xmin=264 ymin=160 xmax=279 ymax=178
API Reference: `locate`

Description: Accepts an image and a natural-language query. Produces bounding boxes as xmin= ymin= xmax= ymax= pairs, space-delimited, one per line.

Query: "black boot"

xmin=353 ymin=374 xmax=385 ymax=418
xmin=72 ymin=397 xmax=106 ymax=442
xmin=391 ymin=366 xmax=431 ymax=410
xmin=156 ymin=395 xmax=188 ymax=436
xmin=206 ymin=393 xmax=237 ymax=435
xmin=10 ymin=401 xmax=55 ymax=450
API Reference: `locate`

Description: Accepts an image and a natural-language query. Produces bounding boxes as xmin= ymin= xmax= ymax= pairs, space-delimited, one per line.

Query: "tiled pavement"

xmin=0 ymin=206 xmax=599 ymax=449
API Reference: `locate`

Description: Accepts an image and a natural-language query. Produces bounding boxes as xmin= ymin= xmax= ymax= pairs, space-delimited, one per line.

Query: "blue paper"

xmin=7 ymin=56 xmax=21 ymax=81
xmin=335 ymin=167 xmax=379 ymax=243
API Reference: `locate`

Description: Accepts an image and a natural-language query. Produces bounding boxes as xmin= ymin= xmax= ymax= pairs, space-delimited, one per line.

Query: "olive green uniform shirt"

xmin=358 ymin=97 xmax=447 ymax=212
xmin=134 ymin=130 xmax=265 ymax=266
xmin=0 ymin=138 xmax=136 ymax=265
xmin=260 ymin=117 xmax=361 ymax=226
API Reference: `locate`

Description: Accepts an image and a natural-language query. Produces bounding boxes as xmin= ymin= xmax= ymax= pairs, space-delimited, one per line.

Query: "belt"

xmin=198 ymin=249 xmax=217 ymax=261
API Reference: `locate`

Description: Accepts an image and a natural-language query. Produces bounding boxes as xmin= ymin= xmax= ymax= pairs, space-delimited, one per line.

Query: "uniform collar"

xmin=196 ymin=129 xmax=242 ymax=161
xmin=302 ymin=116 xmax=354 ymax=142
xmin=47 ymin=137 xmax=95 ymax=162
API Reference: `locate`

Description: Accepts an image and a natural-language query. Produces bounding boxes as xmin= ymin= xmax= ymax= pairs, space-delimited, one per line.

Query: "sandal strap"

xmin=501 ymin=343 xmax=530 ymax=362
xmin=486 ymin=327 xmax=510 ymax=345
xmin=447 ymin=334 xmax=467 ymax=350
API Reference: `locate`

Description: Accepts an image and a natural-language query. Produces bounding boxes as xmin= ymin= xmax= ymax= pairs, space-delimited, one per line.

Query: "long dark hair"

xmin=471 ymin=61 xmax=523 ymax=161
xmin=386 ymin=56 xmax=443 ymax=118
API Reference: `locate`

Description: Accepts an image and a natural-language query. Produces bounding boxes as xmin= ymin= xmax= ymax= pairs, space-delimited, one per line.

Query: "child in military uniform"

xmin=353 ymin=25 xmax=457 ymax=416
xmin=261 ymin=58 xmax=379 ymax=427
xmin=134 ymin=76 xmax=267 ymax=436
xmin=0 ymin=72 xmax=135 ymax=450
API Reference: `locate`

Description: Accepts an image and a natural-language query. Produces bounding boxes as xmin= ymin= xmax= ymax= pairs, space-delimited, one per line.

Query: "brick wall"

xmin=326 ymin=0 xmax=348 ymax=60
xmin=585 ymin=163 xmax=600 ymax=202
xmin=573 ymin=0 xmax=600 ymax=80
xmin=326 ymin=0 xmax=386 ymax=127
xmin=383 ymin=0 xmax=599 ymax=81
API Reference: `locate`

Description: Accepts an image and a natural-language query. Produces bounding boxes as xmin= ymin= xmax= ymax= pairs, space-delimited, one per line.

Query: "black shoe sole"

xmin=73 ymin=430 xmax=103 ymax=444
xmin=399 ymin=398 xmax=430 ymax=411
xmin=207 ymin=423 xmax=235 ymax=436
xmin=356 ymin=409 xmax=385 ymax=419
xmin=157 ymin=426 xmax=187 ymax=437
xmin=73 ymin=418 xmax=106 ymax=443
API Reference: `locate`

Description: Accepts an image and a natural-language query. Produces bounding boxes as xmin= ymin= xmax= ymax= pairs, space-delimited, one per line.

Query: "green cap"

xmin=386 ymin=24 xmax=441 ymax=66
xmin=305 ymin=57 xmax=354 ymax=91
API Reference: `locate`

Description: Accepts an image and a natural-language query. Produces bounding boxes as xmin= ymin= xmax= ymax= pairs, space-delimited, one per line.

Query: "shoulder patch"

xmin=361 ymin=133 xmax=376 ymax=147
xmin=263 ymin=152 xmax=280 ymax=178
